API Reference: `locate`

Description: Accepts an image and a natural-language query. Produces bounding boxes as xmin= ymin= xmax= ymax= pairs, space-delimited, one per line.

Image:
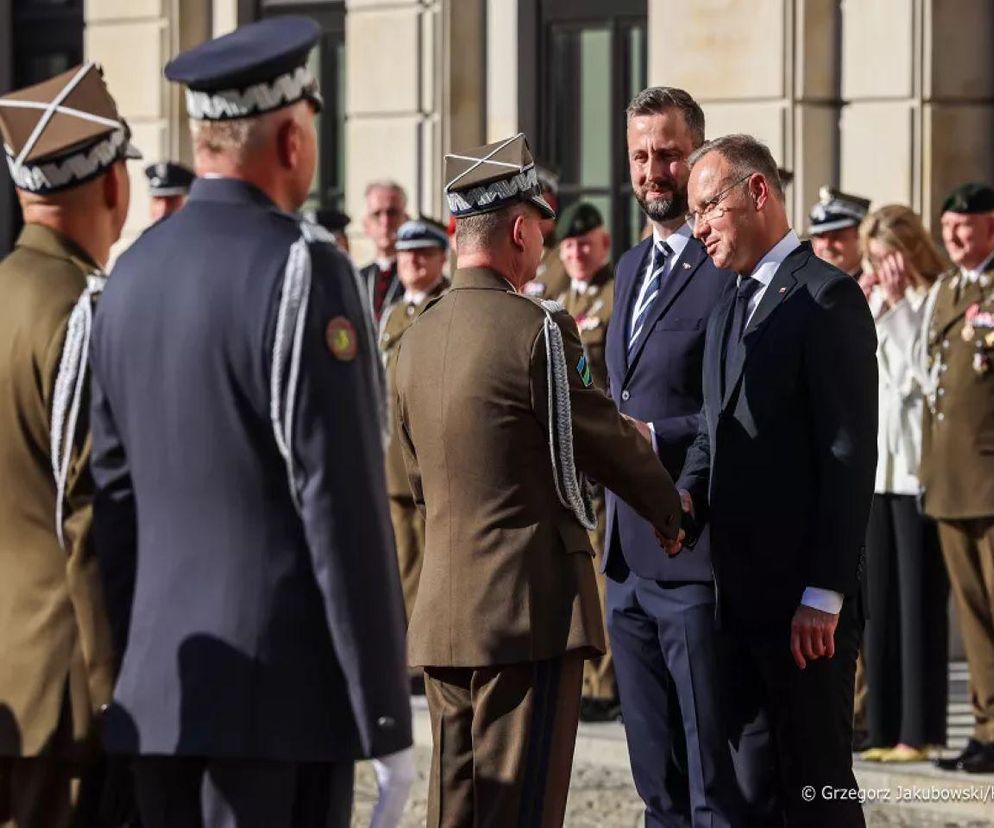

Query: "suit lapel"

xmin=607 ymin=239 xmax=651 ymax=384
xmin=720 ymin=243 xmax=805 ymax=411
xmin=624 ymin=240 xmax=707 ymax=382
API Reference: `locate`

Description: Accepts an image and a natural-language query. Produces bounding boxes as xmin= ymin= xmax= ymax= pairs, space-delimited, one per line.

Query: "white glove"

xmin=369 ymin=746 xmax=416 ymax=828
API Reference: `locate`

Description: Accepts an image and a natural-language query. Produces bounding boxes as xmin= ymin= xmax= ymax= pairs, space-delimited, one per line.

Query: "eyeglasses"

xmin=685 ymin=173 xmax=752 ymax=229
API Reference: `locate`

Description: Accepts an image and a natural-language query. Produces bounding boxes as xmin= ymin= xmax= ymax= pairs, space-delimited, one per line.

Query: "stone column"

xmin=84 ymin=0 xmax=209 ymax=252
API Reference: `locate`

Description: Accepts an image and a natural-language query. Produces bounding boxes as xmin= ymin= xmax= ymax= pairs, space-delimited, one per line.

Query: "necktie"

xmin=628 ymin=240 xmax=672 ymax=357
xmin=723 ymin=277 xmax=762 ymax=394
xmin=373 ymin=264 xmax=393 ymax=320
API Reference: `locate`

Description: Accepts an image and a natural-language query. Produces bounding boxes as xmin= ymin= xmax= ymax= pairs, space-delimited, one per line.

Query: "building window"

xmin=257 ymin=0 xmax=346 ymax=211
xmin=538 ymin=0 xmax=647 ymax=256
xmin=0 ymin=0 xmax=85 ymax=255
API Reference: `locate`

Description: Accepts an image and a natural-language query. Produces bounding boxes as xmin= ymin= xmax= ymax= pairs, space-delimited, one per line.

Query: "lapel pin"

xmin=682 ymin=262 xmax=692 ymax=269
xmin=778 ymin=287 xmax=787 ymax=294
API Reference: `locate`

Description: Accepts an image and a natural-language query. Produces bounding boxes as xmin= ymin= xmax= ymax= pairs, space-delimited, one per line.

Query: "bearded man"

xmin=600 ymin=87 xmax=743 ymax=827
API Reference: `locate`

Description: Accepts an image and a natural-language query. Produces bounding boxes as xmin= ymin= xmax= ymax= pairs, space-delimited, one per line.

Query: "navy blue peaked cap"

xmin=165 ymin=16 xmax=322 ymax=120
xmin=145 ymin=160 xmax=195 ymax=196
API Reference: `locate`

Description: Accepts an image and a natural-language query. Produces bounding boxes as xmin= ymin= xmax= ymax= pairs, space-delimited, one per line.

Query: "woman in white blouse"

xmin=858 ymin=205 xmax=950 ymax=763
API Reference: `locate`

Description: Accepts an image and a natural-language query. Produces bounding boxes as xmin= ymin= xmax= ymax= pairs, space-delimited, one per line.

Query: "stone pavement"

xmin=350 ymin=698 xmax=994 ymax=827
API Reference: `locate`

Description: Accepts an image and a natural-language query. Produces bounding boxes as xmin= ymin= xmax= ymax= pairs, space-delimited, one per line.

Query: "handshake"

xmin=657 ymin=489 xmax=700 ymax=557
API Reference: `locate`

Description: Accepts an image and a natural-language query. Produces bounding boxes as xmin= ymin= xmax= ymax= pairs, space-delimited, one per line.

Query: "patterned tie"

xmin=373 ymin=263 xmax=394 ymax=320
xmin=628 ymin=240 xmax=672 ymax=357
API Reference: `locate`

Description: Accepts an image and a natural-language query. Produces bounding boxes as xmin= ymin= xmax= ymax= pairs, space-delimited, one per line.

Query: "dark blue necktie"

xmin=628 ymin=240 xmax=672 ymax=358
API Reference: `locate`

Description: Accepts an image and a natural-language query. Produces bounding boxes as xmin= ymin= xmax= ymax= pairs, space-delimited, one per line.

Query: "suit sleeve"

xmin=284 ymin=242 xmax=412 ymax=758
xmin=89 ymin=315 xmax=138 ymax=670
xmin=804 ymin=274 xmax=878 ymax=593
xmin=675 ymin=405 xmax=711 ymax=518
xmin=650 ymin=412 xmax=704 ymax=476
xmin=530 ymin=309 xmax=682 ymax=539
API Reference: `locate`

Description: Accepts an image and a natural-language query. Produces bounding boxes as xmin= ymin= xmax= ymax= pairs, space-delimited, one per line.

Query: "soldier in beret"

xmin=808 ymin=186 xmax=871 ymax=279
xmin=379 ymin=217 xmax=450 ymax=629
xmin=553 ymin=202 xmax=620 ymax=721
xmin=144 ymin=160 xmax=195 ymax=223
xmin=394 ymin=133 xmax=684 ymax=826
xmin=923 ymin=182 xmax=994 ymax=774
xmin=0 ymin=62 xmax=140 ymax=827
xmin=89 ymin=17 xmax=413 ymax=826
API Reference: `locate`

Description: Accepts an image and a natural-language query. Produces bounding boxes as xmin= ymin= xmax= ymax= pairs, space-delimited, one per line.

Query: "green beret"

xmin=941 ymin=182 xmax=994 ymax=215
xmin=555 ymin=202 xmax=604 ymax=244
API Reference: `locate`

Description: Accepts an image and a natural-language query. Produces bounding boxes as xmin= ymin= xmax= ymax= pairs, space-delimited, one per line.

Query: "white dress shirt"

xmin=741 ymin=229 xmax=844 ymax=616
xmin=962 ymin=248 xmax=994 ymax=283
xmin=403 ymin=277 xmax=444 ymax=306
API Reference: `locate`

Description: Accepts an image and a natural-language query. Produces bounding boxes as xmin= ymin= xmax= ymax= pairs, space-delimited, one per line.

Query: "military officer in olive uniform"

xmin=0 ymin=63 xmax=140 ymax=827
xmin=923 ymin=182 xmax=994 ymax=774
xmin=394 ymin=133 xmax=684 ymax=827
xmin=380 ymin=217 xmax=450 ymax=623
xmin=553 ymin=202 xmax=620 ymax=720
xmin=522 ymin=163 xmax=570 ymax=299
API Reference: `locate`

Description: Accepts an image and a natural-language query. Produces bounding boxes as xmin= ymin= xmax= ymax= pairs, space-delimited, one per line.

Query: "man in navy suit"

xmin=678 ymin=134 xmax=877 ymax=827
xmin=603 ymin=87 xmax=740 ymax=826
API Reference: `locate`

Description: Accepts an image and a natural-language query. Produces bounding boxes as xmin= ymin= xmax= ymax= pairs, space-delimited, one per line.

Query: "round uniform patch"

xmin=326 ymin=316 xmax=357 ymax=361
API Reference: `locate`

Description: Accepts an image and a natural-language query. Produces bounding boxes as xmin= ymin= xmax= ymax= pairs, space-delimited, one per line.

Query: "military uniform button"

xmin=943 ymin=340 xmax=950 ymax=349
xmin=621 ymin=390 xmax=630 ymax=401
xmin=377 ymin=715 xmax=396 ymax=729
xmin=937 ymin=412 xmax=945 ymax=421
xmin=938 ymin=387 xmax=945 ymax=396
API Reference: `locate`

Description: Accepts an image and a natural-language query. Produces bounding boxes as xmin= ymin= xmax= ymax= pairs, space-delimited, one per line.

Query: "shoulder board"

xmin=299 ymin=219 xmax=338 ymax=246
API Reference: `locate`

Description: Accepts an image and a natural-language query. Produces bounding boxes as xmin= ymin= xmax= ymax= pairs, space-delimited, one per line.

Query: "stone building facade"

xmin=2 ymin=0 xmax=993 ymax=264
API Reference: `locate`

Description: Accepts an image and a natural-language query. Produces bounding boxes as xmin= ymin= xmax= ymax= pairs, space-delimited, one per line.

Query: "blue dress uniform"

xmin=89 ymin=17 xmax=411 ymax=828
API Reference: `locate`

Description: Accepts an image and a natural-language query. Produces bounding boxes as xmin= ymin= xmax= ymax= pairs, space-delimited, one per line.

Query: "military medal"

xmin=974 ymin=352 xmax=990 ymax=375
xmin=962 ymin=324 xmax=976 ymax=342
xmin=326 ymin=316 xmax=357 ymax=361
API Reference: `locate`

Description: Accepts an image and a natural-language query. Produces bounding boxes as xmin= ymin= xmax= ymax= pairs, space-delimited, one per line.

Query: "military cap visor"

xmin=145 ymin=160 xmax=195 ymax=197
xmin=0 ymin=62 xmax=141 ymax=194
xmin=165 ymin=16 xmax=323 ymax=121
xmin=941 ymin=182 xmax=994 ymax=215
xmin=396 ymin=218 xmax=449 ymax=251
xmin=445 ymin=133 xmax=556 ymax=220
xmin=808 ymin=186 xmax=871 ymax=235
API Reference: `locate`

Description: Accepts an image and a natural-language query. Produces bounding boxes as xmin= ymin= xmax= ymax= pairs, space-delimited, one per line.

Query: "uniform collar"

xmin=570 ymin=264 xmax=612 ymax=295
xmin=15 ymin=223 xmax=99 ymax=272
xmin=186 ymin=175 xmax=281 ymax=211
xmin=404 ymin=276 xmax=446 ymax=305
xmin=451 ymin=266 xmax=515 ymax=292
xmin=962 ymin=248 xmax=994 ymax=283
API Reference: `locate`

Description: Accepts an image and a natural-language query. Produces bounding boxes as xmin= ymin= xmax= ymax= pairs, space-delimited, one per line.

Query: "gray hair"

xmin=188 ymin=116 xmax=275 ymax=165
xmin=626 ymin=87 xmax=705 ymax=148
xmin=688 ymin=134 xmax=784 ymax=201
xmin=364 ymin=179 xmax=408 ymax=207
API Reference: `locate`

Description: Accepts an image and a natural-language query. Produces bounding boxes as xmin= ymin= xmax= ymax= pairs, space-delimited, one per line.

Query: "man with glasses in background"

xmin=360 ymin=180 xmax=409 ymax=321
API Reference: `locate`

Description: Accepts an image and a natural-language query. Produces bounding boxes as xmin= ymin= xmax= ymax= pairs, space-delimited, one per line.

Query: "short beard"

xmin=637 ymin=189 xmax=688 ymax=223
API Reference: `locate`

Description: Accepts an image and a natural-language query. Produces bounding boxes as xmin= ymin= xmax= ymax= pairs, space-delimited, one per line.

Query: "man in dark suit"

xmin=678 ymin=133 xmax=877 ymax=827
xmin=603 ymin=86 xmax=740 ymax=826
xmin=360 ymin=180 xmax=409 ymax=321
xmin=90 ymin=18 xmax=413 ymax=828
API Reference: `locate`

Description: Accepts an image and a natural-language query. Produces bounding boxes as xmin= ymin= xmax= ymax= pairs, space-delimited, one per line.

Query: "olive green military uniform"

xmin=529 ymin=243 xmax=570 ymax=299
xmin=396 ymin=266 xmax=681 ymax=827
xmin=557 ymin=264 xmax=617 ymax=702
xmin=0 ymin=225 xmax=116 ymax=827
xmin=921 ymin=259 xmax=994 ymax=743
xmin=380 ymin=278 xmax=449 ymax=622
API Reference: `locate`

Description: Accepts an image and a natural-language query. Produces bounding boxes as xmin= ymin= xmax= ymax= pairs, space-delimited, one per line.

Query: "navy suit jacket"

xmin=90 ymin=178 xmax=412 ymax=761
xmin=677 ymin=241 xmax=877 ymax=630
xmin=604 ymin=233 xmax=733 ymax=581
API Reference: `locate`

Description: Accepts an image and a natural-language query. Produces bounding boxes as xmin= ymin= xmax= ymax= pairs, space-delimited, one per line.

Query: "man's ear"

xmin=276 ymin=117 xmax=300 ymax=170
xmin=103 ymin=161 xmax=124 ymax=211
xmin=511 ymin=212 xmax=526 ymax=250
xmin=751 ymin=174 xmax=770 ymax=212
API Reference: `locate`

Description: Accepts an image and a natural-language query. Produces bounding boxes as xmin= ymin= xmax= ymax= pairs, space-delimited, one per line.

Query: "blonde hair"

xmin=859 ymin=204 xmax=948 ymax=288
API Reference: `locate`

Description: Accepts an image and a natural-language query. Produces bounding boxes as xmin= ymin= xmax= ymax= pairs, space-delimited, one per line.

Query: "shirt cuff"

xmin=647 ymin=421 xmax=658 ymax=454
xmin=800 ymin=587 xmax=844 ymax=615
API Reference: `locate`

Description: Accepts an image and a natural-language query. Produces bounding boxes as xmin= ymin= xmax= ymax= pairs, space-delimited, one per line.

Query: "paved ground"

xmin=349 ymin=698 xmax=994 ymax=827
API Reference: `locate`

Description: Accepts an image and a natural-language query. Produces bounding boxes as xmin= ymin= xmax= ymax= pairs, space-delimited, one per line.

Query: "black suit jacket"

xmin=90 ymin=178 xmax=411 ymax=761
xmin=677 ymin=241 xmax=877 ymax=630
xmin=603 ymin=233 xmax=733 ymax=581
